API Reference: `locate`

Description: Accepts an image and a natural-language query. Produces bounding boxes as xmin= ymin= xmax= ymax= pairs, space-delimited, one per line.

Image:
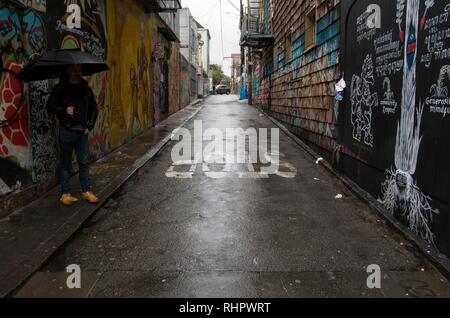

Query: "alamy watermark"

xmin=66 ymin=264 xmax=81 ymax=289
xmin=366 ymin=264 xmax=381 ymax=289
xmin=171 ymin=121 xmax=280 ymax=170
xmin=66 ymin=4 xmax=81 ymax=29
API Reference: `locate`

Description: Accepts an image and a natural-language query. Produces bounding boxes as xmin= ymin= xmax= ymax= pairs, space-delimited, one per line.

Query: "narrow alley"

xmin=1 ymin=0 xmax=450 ymax=304
xmin=14 ymin=96 xmax=449 ymax=298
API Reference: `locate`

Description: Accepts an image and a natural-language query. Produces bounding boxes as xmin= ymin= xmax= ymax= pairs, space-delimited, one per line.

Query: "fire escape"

xmin=142 ymin=0 xmax=182 ymax=42
xmin=240 ymin=0 xmax=274 ymax=48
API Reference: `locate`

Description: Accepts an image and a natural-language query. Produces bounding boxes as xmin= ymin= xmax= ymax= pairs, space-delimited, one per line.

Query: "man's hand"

xmin=66 ymin=106 xmax=74 ymax=116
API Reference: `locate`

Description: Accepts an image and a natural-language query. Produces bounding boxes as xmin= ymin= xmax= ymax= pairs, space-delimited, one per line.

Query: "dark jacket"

xmin=47 ymin=78 xmax=98 ymax=131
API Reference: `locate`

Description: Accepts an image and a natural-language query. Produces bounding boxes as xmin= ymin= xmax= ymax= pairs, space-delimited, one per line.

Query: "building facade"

xmin=196 ymin=22 xmax=211 ymax=97
xmin=178 ymin=7 xmax=199 ymax=100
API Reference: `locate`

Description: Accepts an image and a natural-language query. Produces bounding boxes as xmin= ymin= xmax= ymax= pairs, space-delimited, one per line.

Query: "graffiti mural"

xmin=0 ymin=59 xmax=30 ymax=186
xmin=350 ymin=54 xmax=378 ymax=147
xmin=426 ymin=65 xmax=450 ymax=117
xmin=17 ymin=0 xmax=47 ymax=13
xmin=22 ymin=9 xmax=46 ymax=57
xmin=20 ymin=8 xmax=58 ymax=187
xmin=341 ymin=0 xmax=450 ymax=255
xmin=107 ymin=0 xmax=153 ymax=149
xmin=29 ymin=80 xmax=58 ymax=185
xmin=429 ymin=65 xmax=450 ymax=99
xmin=1 ymin=5 xmax=47 ymax=194
xmin=1 ymin=1 xmax=112 ymax=196
xmin=381 ymin=77 xmax=398 ymax=114
xmin=380 ymin=0 xmax=438 ymax=245
xmin=153 ymin=41 xmax=169 ymax=126
xmin=47 ymin=0 xmax=111 ymax=159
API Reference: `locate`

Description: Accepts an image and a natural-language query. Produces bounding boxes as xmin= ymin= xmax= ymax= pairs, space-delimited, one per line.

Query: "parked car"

xmin=215 ymin=85 xmax=231 ymax=95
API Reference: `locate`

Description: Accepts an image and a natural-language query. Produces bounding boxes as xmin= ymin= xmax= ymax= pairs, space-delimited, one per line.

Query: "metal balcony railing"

xmin=240 ymin=1 xmax=274 ymax=48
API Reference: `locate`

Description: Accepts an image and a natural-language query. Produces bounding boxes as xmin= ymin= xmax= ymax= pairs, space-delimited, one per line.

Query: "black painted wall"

xmin=338 ymin=0 xmax=450 ymax=256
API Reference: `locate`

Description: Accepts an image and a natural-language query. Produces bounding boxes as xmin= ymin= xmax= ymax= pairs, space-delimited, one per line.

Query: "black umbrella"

xmin=15 ymin=49 xmax=109 ymax=82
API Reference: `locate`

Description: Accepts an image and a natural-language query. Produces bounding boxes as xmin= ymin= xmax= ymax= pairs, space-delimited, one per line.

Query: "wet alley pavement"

xmin=13 ymin=95 xmax=450 ymax=298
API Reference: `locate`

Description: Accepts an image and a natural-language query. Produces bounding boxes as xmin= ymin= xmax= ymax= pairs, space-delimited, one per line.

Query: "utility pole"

xmin=247 ymin=0 xmax=253 ymax=105
xmin=240 ymin=0 xmax=245 ymax=82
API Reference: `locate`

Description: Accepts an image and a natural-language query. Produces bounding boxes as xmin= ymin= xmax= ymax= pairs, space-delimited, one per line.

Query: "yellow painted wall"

xmin=107 ymin=0 xmax=154 ymax=149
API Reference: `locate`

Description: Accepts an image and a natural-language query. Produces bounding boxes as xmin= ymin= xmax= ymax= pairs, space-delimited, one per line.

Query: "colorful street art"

xmin=29 ymin=80 xmax=58 ymax=186
xmin=1 ymin=1 xmax=110 ymax=195
xmin=1 ymin=0 xmax=182 ymax=206
xmin=48 ymin=0 xmax=111 ymax=160
xmin=1 ymin=5 xmax=47 ymax=193
xmin=107 ymin=0 xmax=153 ymax=149
xmin=17 ymin=0 xmax=46 ymax=13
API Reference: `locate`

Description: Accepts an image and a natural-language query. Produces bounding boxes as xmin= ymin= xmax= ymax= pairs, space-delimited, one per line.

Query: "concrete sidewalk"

xmin=0 ymin=99 xmax=205 ymax=297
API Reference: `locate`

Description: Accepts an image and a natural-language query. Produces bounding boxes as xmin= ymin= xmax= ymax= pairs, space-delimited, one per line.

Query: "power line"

xmin=219 ymin=0 xmax=225 ymax=60
xmin=204 ymin=1 xmax=220 ymax=25
xmin=225 ymin=0 xmax=240 ymax=13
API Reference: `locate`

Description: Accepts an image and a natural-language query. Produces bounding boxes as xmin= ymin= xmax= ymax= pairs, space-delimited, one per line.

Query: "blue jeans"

xmin=59 ymin=128 xmax=92 ymax=194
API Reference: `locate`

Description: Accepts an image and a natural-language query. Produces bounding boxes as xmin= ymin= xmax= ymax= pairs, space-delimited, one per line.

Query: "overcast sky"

xmin=181 ymin=0 xmax=241 ymax=76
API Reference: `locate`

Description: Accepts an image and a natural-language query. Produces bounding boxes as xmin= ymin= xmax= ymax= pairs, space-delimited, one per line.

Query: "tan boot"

xmin=82 ymin=191 xmax=99 ymax=204
xmin=60 ymin=194 xmax=75 ymax=206
xmin=68 ymin=195 xmax=79 ymax=203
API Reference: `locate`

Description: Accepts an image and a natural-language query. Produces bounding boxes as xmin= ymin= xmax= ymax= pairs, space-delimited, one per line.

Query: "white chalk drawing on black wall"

xmin=427 ymin=65 xmax=450 ymax=117
xmin=430 ymin=65 xmax=449 ymax=98
xmin=381 ymin=77 xmax=398 ymax=114
xmin=380 ymin=0 xmax=439 ymax=246
xmin=396 ymin=0 xmax=406 ymax=42
xmin=350 ymin=54 xmax=378 ymax=148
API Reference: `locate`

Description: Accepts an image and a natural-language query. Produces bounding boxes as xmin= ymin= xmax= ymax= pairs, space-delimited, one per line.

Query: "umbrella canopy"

xmin=15 ymin=49 xmax=109 ymax=82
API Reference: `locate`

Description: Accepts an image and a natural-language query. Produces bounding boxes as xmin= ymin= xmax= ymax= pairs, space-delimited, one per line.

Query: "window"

xmin=285 ymin=34 xmax=292 ymax=62
xmin=304 ymin=8 xmax=316 ymax=51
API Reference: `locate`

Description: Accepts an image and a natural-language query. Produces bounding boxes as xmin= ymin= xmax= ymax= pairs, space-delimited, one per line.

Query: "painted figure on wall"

xmin=430 ymin=65 xmax=450 ymax=98
xmin=129 ymin=63 xmax=139 ymax=135
xmin=350 ymin=54 xmax=378 ymax=147
xmin=383 ymin=77 xmax=395 ymax=101
xmin=0 ymin=5 xmax=47 ymax=193
xmin=153 ymin=43 xmax=164 ymax=125
xmin=110 ymin=2 xmax=154 ymax=145
xmin=136 ymin=22 xmax=151 ymax=130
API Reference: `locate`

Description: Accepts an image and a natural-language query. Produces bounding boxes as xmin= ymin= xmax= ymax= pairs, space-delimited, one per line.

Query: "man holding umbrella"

xmin=16 ymin=49 xmax=109 ymax=205
xmin=47 ymin=64 xmax=99 ymax=205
